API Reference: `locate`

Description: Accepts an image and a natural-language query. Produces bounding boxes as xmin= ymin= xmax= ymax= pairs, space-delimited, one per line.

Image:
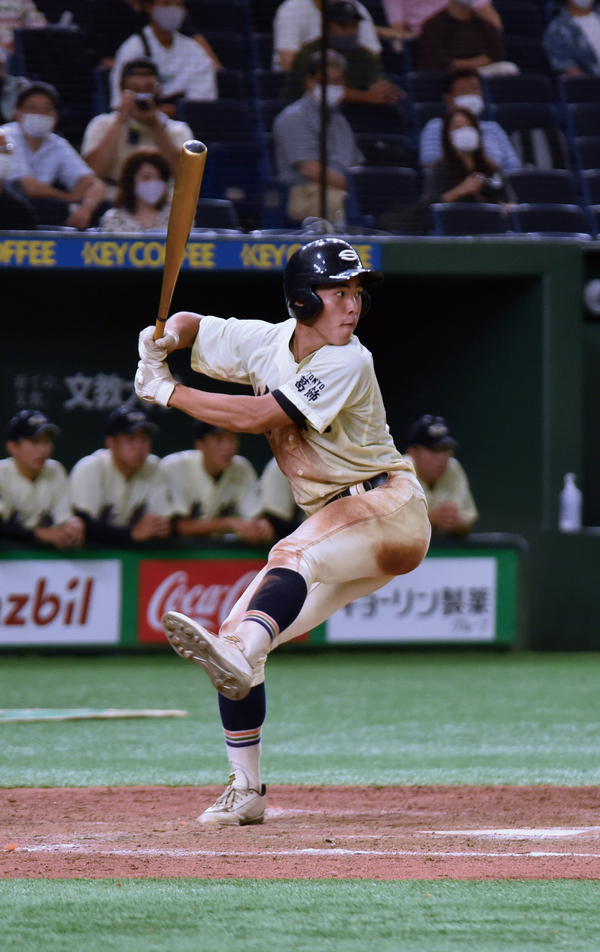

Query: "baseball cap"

xmin=7 ymin=409 xmax=60 ymax=441
xmin=328 ymin=0 xmax=363 ymax=24
xmin=406 ymin=415 xmax=458 ymax=450
xmin=194 ymin=420 xmax=222 ymax=440
xmin=105 ymin=406 xmax=158 ymax=437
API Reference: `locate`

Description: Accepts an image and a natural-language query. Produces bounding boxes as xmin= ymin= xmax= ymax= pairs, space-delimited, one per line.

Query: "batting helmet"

xmin=283 ymin=238 xmax=383 ymax=321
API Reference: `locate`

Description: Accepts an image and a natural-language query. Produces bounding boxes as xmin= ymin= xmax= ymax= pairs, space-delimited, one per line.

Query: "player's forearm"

xmin=164 ymin=311 xmax=202 ymax=350
xmin=174 ymin=516 xmax=234 ymax=537
xmin=169 ymin=386 xmax=286 ymax=434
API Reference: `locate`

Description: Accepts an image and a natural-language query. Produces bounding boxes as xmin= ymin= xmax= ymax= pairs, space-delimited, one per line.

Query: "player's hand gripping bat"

xmin=153 ymin=139 xmax=207 ymax=342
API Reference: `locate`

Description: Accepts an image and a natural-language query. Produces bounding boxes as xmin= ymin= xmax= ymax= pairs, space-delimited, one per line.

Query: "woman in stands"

xmin=99 ymin=147 xmax=171 ymax=233
xmin=423 ymin=107 xmax=513 ymax=207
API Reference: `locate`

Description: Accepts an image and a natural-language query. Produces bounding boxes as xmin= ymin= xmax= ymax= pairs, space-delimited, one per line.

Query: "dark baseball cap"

xmin=194 ymin=420 xmax=222 ymax=440
xmin=105 ymin=406 xmax=158 ymax=437
xmin=406 ymin=415 xmax=458 ymax=450
xmin=7 ymin=409 xmax=60 ymax=441
xmin=328 ymin=0 xmax=363 ymax=24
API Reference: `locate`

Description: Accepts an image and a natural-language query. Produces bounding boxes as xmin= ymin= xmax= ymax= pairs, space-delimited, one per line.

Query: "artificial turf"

xmin=2 ymin=879 xmax=600 ymax=952
xmin=0 ymin=651 xmax=599 ymax=786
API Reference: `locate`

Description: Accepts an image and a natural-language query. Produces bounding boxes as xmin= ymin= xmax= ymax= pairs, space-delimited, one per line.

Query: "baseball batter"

xmin=135 ymin=238 xmax=431 ymax=825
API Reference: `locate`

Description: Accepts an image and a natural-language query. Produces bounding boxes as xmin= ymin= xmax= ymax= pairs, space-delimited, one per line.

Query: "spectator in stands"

xmin=405 ymin=415 xmax=477 ymax=535
xmin=0 ymin=0 xmax=46 ymax=55
xmin=257 ymin=456 xmax=302 ymax=540
xmin=161 ymin=422 xmax=274 ymax=545
xmin=0 ymin=410 xmax=84 ymax=548
xmin=422 ymin=107 xmax=513 ymax=206
xmin=419 ymin=68 xmax=520 ymax=170
xmin=273 ymin=50 xmax=363 ymax=225
xmin=82 ymin=58 xmax=193 ymax=197
xmin=2 ymin=83 xmax=105 ymax=229
xmin=70 ymin=405 xmax=173 ymax=546
xmin=0 ymin=127 xmax=37 ymax=227
xmin=274 ymin=0 xmax=381 ymax=71
xmin=110 ymin=0 xmax=218 ymax=112
xmin=383 ymin=0 xmax=501 ymax=39
xmin=543 ymin=0 xmax=600 ymax=77
xmin=0 ymin=45 xmax=22 ymax=121
xmin=416 ymin=0 xmax=504 ymax=73
xmin=282 ymin=0 xmax=400 ymax=105
xmin=98 ymin=148 xmax=171 ymax=232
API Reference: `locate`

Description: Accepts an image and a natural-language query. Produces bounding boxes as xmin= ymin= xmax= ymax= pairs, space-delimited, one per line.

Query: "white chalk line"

xmin=429 ymin=828 xmax=600 ymax=839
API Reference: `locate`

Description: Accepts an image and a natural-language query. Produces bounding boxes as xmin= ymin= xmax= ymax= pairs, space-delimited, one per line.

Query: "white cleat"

xmin=161 ymin=611 xmax=254 ymax=700
xmin=199 ymin=772 xmax=266 ymax=826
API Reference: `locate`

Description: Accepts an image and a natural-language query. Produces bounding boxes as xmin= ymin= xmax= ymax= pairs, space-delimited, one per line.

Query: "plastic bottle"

xmin=559 ymin=473 xmax=582 ymax=532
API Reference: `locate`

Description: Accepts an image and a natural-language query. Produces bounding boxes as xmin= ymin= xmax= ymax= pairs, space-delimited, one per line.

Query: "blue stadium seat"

xmin=559 ymin=76 xmax=600 ymax=105
xmin=512 ymin=203 xmax=592 ymax=236
xmin=348 ymin=167 xmax=421 ymax=222
xmin=494 ymin=1 xmax=544 ymax=36
xmin=201 ymin=31 xmax=253 ymax=72
xmin=217 ymin=69 xmax=246 ymax=100
xmin=257 ymin=98 xmax=287 ymax=134
xmin=340 ymin=102 xmax=408 ymax=136
xmin=253 ymin=69 xmax=286 ymax=99
xmin=431 ymin=203 xmax=511 ymax=236
xmin=580 ymin=170 xmax=600 ymax=205
xmin=194 ymin=198 xmax=241 ymax=231
xmin=406 ymin=71 xmax=446 ymax=105
xmin=492 ymin=103 xmax=570 ymax=169
xmin=568 ymin=104 xmax=600 ymax=138
xmin=355 ymin=134 xmax=418 ymax=169
xmin=413 ymin=101 xmax=445 ymax=129
xmin=251 ymin=32 xmax=273 ymax=69
xmin=181 ymin=99 xmax=256 ymax=144
xmin=505 ymin=169 xmax=578 ymax=204
xmin=574 ymin=136 xmax=600 ymax=170
xmin=503 ymin=35 xmax=551 ymax=74
xmin=186 ymin=0 xmax=252 ymax=34
xmin=484 ymin=74 xmax=554 ymax=105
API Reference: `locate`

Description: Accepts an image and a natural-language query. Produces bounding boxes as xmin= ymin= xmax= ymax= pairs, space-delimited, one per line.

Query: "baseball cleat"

xmin=198 ymin=771 xmax=266 ymax=826
xmin=161 ymin=611 xmax=254 ymax=700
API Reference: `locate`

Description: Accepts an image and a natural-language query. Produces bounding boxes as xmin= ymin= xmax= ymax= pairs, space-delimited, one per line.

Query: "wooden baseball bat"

xmin=154 ymin=139 xmax=208 ymax=341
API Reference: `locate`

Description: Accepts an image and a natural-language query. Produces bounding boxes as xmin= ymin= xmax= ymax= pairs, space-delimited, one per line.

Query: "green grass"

xmin=2 ymin=879 xmax=600 ymax=952
xmin=0 ymin=652 xmax=599 ymax=786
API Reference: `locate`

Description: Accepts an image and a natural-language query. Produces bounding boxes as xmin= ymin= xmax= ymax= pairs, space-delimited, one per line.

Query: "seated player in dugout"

xmin=0 ymin=410 xmax=84 ymax=549
xmin=405 ymin=414 xmax=478 ymax=535
xmin=135 ymin=238 xmax=431 ymax=827
xmin=160 ymin=421 xmax=274 ymax=546
xmin=69 ymin=405 xmax=173 ymax=546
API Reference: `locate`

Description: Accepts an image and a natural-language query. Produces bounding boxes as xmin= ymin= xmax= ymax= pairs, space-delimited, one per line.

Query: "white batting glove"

xmin=138 ymin=325 xmax=180 ymax=364
xmin=134 ymin=358 xmax=177 ymax=407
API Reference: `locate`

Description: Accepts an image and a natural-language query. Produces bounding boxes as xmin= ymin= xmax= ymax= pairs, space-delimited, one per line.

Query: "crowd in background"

xmin=0 ymin=0 xmax=599 ymax=234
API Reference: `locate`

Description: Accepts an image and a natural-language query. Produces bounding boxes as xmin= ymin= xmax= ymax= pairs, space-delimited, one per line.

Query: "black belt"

xmin=327 ymin=471 xmax=388 ymax=504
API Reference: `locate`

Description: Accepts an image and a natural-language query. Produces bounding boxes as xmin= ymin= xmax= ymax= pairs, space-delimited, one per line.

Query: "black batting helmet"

xmin=283 ymin=238 xmax=383 ymax=321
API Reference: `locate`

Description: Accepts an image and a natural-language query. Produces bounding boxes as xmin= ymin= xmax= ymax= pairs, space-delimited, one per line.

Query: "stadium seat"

xmin=568 ymin=104 xmax=600 ymax=139
xmin=493 ymin=1 xmax=544 ymax=36
xmin=340 ymin=102 xmax=408 ymax=136
xmin=503 ymin=35 xmax=551 ymax=74
xmin=217 ymin=69 xmax=246 ymax=100
xmin=355 ymin=133 xmax=418 ymax=169
xmin=580 ymin=170 xmax=600 ymax=205
xmin=559 ymin=76 xmax=600 ymax=105
xmin=589 ymin=205 xmax=600 ymax=238
xmin=253 ymin=69 xmax=286 ymax=99
xmin=201 ymin=31 xmax=252 ymax=73
xmin=186 ymin=0 xmax=252 ymax=34
xmin=413 ymin=101 xmax=445 ymax=129
xmin=251 ymin=32 xmax=274 ymax=69
xmin=430 ymin=203 xmax=511 ymax=236
xmin=505 ymin=169 xmax=578 ymax=204
xmin=181 ymin=99 xmax=255 ymax=144
xmin=406 ymin=71 xmax=447 ymax=105
xmin=492 ymin=103 xmax=570 ymax=170
xmin=574 ymin=136 xmax=600 ymax=170
xmin=484 ymin=74 xmax=554 ymax=105
xmin=512 ymin=203 xmax=592 ymax=236
xmin=348 ymin=167 xmax=421 ymax=222
xmin=194 ymin=198 xmax=241 ymax=230
xmin=257 ymin=99 xmax=287 ymax=134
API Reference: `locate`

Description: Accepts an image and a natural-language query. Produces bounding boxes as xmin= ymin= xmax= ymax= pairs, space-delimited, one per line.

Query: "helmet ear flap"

xmin=360 ymin=289 xmax=371 ymax=317
xmin=288 ymin=288 xmax=323 ymax=321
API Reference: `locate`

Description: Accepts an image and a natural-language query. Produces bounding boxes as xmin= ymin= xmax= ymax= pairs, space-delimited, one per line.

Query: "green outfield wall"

xmin=2 ymin=235 xmax=600 ymax=649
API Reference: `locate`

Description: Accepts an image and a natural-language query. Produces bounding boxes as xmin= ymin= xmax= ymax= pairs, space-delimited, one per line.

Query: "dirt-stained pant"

xmin=219 ymin=472 xmax=431 ymax=685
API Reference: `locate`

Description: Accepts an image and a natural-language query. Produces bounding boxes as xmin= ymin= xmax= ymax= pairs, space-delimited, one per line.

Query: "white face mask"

xmin=0 ymin=153 xmax=12 ymax=179
xmin=21 ymin=113 xmax=55 ymax=139
xmin=151 ymin=4 xmax=185 ymax=32
xmin=450 ymin=125 xmax=480 ymax=153
xmin=453 ymin=93 xmax=484 ymax=117
xmin=135 ymin=178 xmax=167 ymax=205
xmin=571 ymin=0 xmax=595 ymax=9
xmin=310 ymin=84 xmax=345 ymax=108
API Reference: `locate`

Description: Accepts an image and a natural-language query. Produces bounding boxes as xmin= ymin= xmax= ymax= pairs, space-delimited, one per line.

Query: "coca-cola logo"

xmin=0 ymin=577 xmax=94 ymax=628
xmin=146 ymin=569 xmax=259 ymax=632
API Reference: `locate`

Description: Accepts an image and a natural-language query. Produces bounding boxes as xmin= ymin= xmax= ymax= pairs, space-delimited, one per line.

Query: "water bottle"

xmin=559 ymin=473 xmax=582 ymax=532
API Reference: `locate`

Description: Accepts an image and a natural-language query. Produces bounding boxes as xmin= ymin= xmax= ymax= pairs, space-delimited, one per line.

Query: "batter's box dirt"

xmin=2 ymin=785 xmax=600 ymax=880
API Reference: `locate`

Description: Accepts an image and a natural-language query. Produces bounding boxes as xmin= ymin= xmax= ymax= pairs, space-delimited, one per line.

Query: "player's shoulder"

xmin=40 ymin=459 xmax=67 ymax=479
xmin=230 ymin=454 xmax=257 ymax=477
xmin=138 ymin=453 xmax=161 ymax=476
xmin=317 ymin=335 xmax=373 ymax=374
xmin=159 ymin=448 xmax=197 ymax=469
xmin=70 ymin=448 xmax=108 ymax=474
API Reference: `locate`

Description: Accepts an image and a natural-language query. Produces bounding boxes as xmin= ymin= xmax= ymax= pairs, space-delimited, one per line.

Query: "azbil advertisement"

xmin=138 ymin=559 xmax=267 ymax=643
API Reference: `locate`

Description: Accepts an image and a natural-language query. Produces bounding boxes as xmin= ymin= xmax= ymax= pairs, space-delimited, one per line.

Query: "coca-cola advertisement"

xmin=138 ymin=559 xmax=267 ymax=643
xmin=0 ymin=560 xmax=122 ymax=646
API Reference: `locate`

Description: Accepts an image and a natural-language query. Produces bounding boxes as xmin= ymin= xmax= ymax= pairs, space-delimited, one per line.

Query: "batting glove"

xmin=135 ymin=357 xmax=177 ymax=407
xmin=138 ymin=325 xmax=180 ymax=364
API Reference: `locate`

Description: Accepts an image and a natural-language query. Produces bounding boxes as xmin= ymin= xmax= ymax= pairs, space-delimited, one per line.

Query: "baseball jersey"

xmin=258 ymin=456 xmax=298 ymax=522
xmin=70 ymin=449 xmax=173 ymax=527
xmin=191 ymin=315 xmax=416 ymax=515
xmin=0 ymin=457 xmax=72 ymax=529
xmin=160 ymin=449 xmax=260 ymax=520
xmin=411 ymin=455 xmax=478 ymax=527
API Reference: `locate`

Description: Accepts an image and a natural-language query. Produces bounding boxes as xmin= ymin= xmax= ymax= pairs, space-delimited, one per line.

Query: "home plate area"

xmin=2 ymin=785 xmax=600 ymax=880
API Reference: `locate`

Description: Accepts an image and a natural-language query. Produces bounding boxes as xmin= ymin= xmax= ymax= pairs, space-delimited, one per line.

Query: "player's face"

xmin=107 ymin=431 xmax=152 ymax=473
xmin=197 ymin=431 xmax=240 ymax=476
xmin=7 ymin=433 xmax=53 ymax=479
xmin=410 ymin=446 xmax=454 ymax=486
xmin=312 ymin=277 xmax=363 ymax=346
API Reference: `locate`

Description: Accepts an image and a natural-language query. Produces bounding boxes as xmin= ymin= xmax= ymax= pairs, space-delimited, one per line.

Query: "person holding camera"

xmin=98 ymin=147 xmax=171 ymax=232
xmin=81 ymin=58 xmax=193 ymax=199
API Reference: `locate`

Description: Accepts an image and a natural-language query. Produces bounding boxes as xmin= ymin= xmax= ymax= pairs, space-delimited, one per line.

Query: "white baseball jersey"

xmin=70 ymin=449 xmax=173 ymax=526
xmin=160 ymin=449 xmax=260 ymax=520
xmin=410 ymin=455 xmax=478 ymax=527
xmin=258 ymin=456 xmax=298 ymax=522
xmin=0 ymin=457 xmax=73 ymax=529
xmin=191 ymin=315 xmax=416 ymax=515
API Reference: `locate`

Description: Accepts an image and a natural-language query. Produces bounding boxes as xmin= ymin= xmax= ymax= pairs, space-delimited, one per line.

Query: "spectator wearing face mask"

xmin=281 ymin=1 xmax=400 ymax=105
xmin=274 ymin=0 xmax=381 ymax=72
xmin=382 ymin=0 xmax=501 ymax=39
xmin=98 ymin=148 xmax=171 ymax=233
xmin=0 ymin=0 xmax=46 ymax=56
xmin=1 ymin=82 xmax=105 ymax=230
xmin=273 ymin=49 xmax=363 ymax=224
xmin=544 ymin=0 xmax=600 ymax=76
xmin=416 ymin=0 xmax=504 ymax=73
xmin=110 ymin=0 xmax=217 ymax=112
xmin=422 ymin=107 xmax=514 ymax=206
xmin=0 ymin=127 xmax=37 ymax=227
xmin=419 ymin=68 xmax=520 ymax=170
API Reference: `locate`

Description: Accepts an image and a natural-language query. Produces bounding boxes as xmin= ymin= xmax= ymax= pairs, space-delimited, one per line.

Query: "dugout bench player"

xmin=135 ymin=238 xmax=431 ymax=825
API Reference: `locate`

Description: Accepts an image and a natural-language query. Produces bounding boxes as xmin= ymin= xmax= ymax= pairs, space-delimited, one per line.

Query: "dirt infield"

xmin=2 ymin=785 xmax=600 ymax=880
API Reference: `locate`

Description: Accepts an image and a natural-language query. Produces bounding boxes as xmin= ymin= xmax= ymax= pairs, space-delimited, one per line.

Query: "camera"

xmin=135 ymin=93 xmax=155 ymax=110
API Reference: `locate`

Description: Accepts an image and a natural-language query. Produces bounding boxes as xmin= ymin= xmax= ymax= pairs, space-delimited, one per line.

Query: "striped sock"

xmin=218 ymin=684 xmax=266 ymax=791
xmin=241 ymin=610 xmax=279 ymax=642
xmin=223 ymin=726 xmax=262 ymax=749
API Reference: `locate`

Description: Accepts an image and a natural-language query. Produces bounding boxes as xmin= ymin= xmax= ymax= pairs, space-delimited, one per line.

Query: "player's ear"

xmin=360 ymin=289 xmax=371 ymax=317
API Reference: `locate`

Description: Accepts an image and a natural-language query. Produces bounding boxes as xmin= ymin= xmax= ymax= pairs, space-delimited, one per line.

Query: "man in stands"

xmin=274 ymin=0 xmax=381 ymax=71
xmin=110 ymin=0 xmax=217 ymax=113
xmin=383 ymin=0 xmax=501 ymax=39
xmin=1 ymin=82 xmax=105 ymax=229
xmin=544 ymin=0 xmax=600 ymax=77
xmin=416 ymin=0 xmax=504 ymax=73
xmin=82 ymin=58 xmax=193 ymax=198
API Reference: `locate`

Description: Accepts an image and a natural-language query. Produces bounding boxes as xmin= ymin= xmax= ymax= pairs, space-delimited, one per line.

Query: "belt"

xmin=327 ymin=471 xmax=388 ymax=505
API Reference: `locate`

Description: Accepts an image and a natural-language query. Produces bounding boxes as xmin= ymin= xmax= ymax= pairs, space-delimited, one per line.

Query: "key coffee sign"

xmin=138 ymin=559 xmax=266 ymax=643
